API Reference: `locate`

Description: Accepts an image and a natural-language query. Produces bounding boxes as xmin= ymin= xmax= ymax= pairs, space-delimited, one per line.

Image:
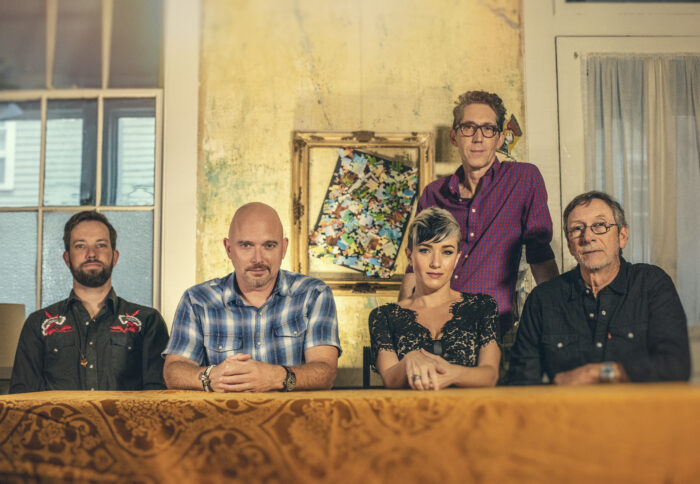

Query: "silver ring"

xmin=412 ymin=374 xmax=421 ymax=382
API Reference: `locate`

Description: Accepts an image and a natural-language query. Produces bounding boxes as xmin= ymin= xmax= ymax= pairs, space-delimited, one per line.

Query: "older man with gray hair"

xmin=508 ymin=191 xmax=690 ymax=385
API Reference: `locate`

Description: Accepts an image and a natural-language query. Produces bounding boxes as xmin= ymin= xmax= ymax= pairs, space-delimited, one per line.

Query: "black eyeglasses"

xmin=454 ymin=123 xmax=500 ymax=138
xmin=566 ymin=222 xmax=619 ymax=239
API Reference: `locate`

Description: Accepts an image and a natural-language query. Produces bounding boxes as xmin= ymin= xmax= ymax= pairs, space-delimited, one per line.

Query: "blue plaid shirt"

xmin=163 ymin=270 xmax=341 ymax=366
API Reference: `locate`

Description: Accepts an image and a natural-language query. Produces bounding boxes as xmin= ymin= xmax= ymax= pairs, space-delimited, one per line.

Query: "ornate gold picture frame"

xmin=290 ymin=131 xmax=434 ymax=295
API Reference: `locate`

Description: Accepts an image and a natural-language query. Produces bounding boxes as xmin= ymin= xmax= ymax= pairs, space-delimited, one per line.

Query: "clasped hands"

xmin=404 ymin=349 xmax=455 ymax=391
xmin=208 ymin=353 xmax=284 ymax=392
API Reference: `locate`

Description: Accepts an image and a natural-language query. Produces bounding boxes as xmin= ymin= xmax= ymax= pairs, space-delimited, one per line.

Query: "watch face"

xmin=600 ymin=363 xmax=616 ymax=382
xmin=285 ymin=368 xmax=296 ymax=391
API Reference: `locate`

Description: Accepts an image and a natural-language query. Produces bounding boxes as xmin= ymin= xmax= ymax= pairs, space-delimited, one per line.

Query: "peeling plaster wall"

xmin=198 ymin=0 xmax=524 ymax=383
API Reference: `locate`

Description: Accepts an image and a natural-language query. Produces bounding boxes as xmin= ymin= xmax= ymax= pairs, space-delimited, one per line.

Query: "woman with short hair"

xmin=369 ymin=207 xmax=500 ymax=390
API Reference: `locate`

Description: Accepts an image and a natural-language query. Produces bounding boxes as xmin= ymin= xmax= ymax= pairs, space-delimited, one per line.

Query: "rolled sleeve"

xmin=522 ymin=166 xmax=555 ymax=265
xmin=162 ymin=290 xmax=206 ymax=365
xmin=304 ymin=284 xmax=342 ymax=356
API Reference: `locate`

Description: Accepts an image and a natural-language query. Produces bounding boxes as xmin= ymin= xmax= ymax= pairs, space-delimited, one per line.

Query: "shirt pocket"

xmin=44 ymin=333 xmax=77 ymax=364
xmin=273 ymin=317 xmax=307 ymax=338
xmin=110 ymin=333 xmax=139 ymax=377
xmin=607 ymin=324 xmax=642 ymax=362
xmin=542 ymin=333 xmax=583 ymax=374
xmin=203 ymin=336 xmax=242 ymax=365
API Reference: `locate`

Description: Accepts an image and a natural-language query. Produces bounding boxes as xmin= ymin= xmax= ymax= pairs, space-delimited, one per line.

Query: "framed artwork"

xmin=291 ymin=131 xmax=434 ymax=295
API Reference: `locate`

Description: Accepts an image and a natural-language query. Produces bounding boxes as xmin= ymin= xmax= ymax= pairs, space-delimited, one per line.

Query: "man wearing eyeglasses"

xmin=508 ymin=191 xmax=690 ymax=385
xmin=400 ymin=90 xmax=559 ymax=341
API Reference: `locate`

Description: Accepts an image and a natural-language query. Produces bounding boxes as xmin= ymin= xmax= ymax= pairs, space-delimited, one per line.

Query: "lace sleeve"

xmin=478 ymin=295 xmax=499 ymax=348
xmin=368 ymin=305 xmax=397 ymax=371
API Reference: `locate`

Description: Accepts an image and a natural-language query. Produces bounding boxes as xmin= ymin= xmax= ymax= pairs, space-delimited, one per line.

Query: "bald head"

xmin=228 ymin=202 xmax=284 ymax=240
xmin=224 ymin=202 xmax=288 ymax=292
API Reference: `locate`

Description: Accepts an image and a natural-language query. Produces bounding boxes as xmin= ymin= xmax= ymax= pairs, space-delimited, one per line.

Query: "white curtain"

xmin=584 ymin=54 xmax=700 ymax=326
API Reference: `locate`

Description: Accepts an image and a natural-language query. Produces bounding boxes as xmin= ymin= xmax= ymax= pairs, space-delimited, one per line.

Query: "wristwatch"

xmin=281 ymin=365 xmax=296 ymax=392
xmin=600 ymin=362 xmax=617 ymax=383
xmin=198 ymin=365 xmax=214 ymax=392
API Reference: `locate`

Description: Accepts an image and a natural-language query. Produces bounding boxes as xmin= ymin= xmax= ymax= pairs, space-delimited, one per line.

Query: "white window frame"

xmin=0 ymin=121 xmax=16 ymax=190
xmin=0 ymin=0 xmax=166 ymax=312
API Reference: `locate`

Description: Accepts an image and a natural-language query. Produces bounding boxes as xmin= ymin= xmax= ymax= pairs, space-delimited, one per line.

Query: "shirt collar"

xmin=570 ymin=257 xmax=629 ymax=299
xmin=66 ymin=287 xmax=118 ymax=313
xmin=228 ymin=269 xmax=289 ymax=305
xmin=447 ymin=157 xmax=502 ymax=198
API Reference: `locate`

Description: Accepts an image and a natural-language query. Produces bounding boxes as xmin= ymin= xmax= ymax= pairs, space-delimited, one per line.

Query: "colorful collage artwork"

xmin=309 ymin=148 xmax=418 ymax=278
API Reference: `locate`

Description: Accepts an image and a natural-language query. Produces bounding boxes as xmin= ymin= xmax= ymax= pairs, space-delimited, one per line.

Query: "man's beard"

xmin=70 ymin=259 xmax=113 ymax=288
xmin=243 ymin=264 xmax=273 ymax=288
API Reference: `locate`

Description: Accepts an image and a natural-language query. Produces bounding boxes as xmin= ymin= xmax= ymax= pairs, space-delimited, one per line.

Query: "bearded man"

xmin=10 ymin=211 xmax=169 ymax=392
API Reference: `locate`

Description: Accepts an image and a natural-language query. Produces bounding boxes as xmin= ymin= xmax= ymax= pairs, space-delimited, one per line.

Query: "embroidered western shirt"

xmin=9 ymin=289 xmax=169 ymax=393
xmin=163 ymin=270 xmax=342 ymax=367
xmin=508 ymin=260 xmax=691 ymax=384
xmin=409 ymin=159 xmax=555 ymax=332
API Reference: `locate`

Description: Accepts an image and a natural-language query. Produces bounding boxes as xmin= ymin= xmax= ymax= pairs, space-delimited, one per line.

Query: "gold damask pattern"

xmin=1 ymin=386 xmax=700 ymax=483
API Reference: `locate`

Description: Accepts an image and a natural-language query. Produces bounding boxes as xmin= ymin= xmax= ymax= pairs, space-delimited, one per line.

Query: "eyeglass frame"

xmin=453 ymin=122 xmax=501 ymax=138
xmin=566 ymin=221 xmax=620 ymax=239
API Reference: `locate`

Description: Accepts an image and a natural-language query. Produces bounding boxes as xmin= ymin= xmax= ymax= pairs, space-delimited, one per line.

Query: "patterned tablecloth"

xmin=1 ymin=384 xmax=699 ymax=483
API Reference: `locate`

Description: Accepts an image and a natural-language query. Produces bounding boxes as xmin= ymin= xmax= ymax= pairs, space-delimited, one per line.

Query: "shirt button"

xmin=127 ymin=346 xmax=132 ymax=350
xmin=90 ymin=387 xmax=95 ymax=391
xmin=89 ymin=364 xmax=94 ymax=369
xmin=453 ymin=275 xmax=458 ymax=279
xmin=218 ymin=345 xmax=223 ymax=350
xmin=601 ymin=310 xmax=607 ymax=316
xmin=556 ymin=342 xmax=563 ymax=349
xmin=53 ymin=348 xmax=58 ymax=353
xmin=596 ymin=342 xmax=603 ymax=348
xmin=471 ymin=208 xmax=476 ymax=213
xmin=586 ymin=289 xmax=590 ymax=294
xmin=588 ymin=313 xmax=595 ymax=319
xmin=469 ymin=232 xmax=474 ymax=237
xmin=257 ymin=341 xmax=262 ymax=346
xmin=464 ymin=254 xmax=468 ymax=259
xmin=293 ymin=330 xmax=298 ymax=335
xmin=627 ymin=332 xmax=634 ymax=339
xmin=89 ymin=341 xmax=94 ymax=345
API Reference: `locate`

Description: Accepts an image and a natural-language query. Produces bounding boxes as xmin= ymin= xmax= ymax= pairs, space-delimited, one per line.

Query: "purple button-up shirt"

xmin=410 ymin=159 xmax=555 ymax=333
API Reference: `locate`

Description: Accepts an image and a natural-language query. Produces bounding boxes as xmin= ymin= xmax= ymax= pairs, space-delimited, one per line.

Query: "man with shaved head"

xmin=163 ymin=203 xmax=341 ymax=392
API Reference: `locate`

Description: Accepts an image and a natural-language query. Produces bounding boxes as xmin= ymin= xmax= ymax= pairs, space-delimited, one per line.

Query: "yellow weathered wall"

xmin=198 ymin=0 xmax=523 ymax=384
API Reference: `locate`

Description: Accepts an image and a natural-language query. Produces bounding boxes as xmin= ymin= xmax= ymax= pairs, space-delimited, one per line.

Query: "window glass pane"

xmin=44 ymin=100 xmax=98 ymax=206
xmin=0 ymin=101 xmax=41 ymax=207
xmin=41 ymin=211 xmax=74 ymax=307
xmin=101 ymin=99 xmax=156 ymax=206
xmin=53 ymin=0 xmax=101 ymax=88
xmin=109 ymin=0 xmax=162 ymax=88
xmin=0 ymin=0 xmax=45 ymax=89
xmin=107 ymin=210 xmax=153 ymax=306
xmin=0 ymin=212 xmax=37 ymax=315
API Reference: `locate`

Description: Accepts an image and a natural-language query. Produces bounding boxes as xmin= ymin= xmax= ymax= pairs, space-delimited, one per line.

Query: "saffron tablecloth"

xmin=1 ymin=384 xmax=699 ymax=483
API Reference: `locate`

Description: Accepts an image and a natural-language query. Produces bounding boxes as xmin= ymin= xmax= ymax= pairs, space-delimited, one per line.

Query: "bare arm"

xmin=530 ymin=258 xmax=559 ymax=285
xmin=398 ymin=273 xmax=416 ymax=301
xmin=429 ymin=341 xmax=501 ymax=388
xmin=375 ymin=348 xmax=447 ymax=390
xmin=163 ymin=354 xmax=206 ymax=390
xmin=163 ymin=346 xmax=338 ymax=392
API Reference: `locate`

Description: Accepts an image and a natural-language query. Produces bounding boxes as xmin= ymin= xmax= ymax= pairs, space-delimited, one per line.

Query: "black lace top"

xmin=368 ymin=293 xmax=498 ymax=370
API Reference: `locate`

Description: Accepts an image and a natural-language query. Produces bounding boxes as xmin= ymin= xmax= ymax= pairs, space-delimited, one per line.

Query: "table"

xmin=1 ymin=384 xmax=699 ymax=483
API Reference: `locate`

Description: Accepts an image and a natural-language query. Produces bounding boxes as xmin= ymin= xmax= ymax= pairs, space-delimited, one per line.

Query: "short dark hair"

xmin=63 ymin=210 xmax=117 ymax=251
xmin=563 ymin=191 xmax=628 ymax=231
xmin=452 ymin=90 xmax=507 ymax=130
xmin=408 ymin=207 xmax=461 ymax=251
